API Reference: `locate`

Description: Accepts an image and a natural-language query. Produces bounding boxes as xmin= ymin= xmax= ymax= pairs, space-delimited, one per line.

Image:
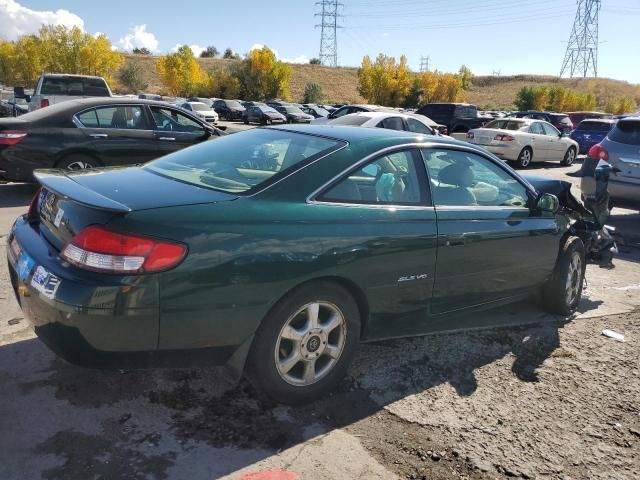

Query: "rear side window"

xmin=41 ymin=77 xmax=110 ymax=96
xmin=609 ymin=121 xmax=640 ymax=145
xmin=378 ymin=117 xmax=405 ymax=131
xmin=93 ymin=106 xmax=145 ymax=129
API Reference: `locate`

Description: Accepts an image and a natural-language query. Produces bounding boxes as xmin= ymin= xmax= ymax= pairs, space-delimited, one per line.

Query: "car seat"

xmin=435 ymin=163 xmax=477 ymax=205
xmin=111 ymin=109 xmax=128 ymax=129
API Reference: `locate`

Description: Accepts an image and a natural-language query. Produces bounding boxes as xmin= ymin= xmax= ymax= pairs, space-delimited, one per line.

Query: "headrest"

xmin=438 ymin=163 xmax=474 ymax=188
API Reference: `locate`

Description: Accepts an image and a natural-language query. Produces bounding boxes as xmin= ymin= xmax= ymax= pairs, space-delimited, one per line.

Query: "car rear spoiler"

xmin=33 ymin=169 xmax=132 ymax=213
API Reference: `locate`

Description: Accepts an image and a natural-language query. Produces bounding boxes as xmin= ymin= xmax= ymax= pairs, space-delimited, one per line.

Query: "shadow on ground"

xmin=0 ymin=300 xmax=581 ymax=479
xmin=0 ymin=182 xmax=38 ymax=208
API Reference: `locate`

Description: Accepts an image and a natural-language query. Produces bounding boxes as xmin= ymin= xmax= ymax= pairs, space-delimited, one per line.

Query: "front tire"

xmin=516 ymin=147 xmax=533 ymax=169
xmin=246 ymin=282 xmax=360 ymax=404
xmin=561 ymin=147 xmax=577 ymax=166
xmin=542 ymin=237 xmax=586 ymax=315
xmin=56 ymin=154 xmax=100 ymax=171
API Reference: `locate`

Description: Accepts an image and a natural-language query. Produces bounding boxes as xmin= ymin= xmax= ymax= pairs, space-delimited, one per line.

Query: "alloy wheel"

xmin=520 ymin=149 xmax=532 ymax=167
xmin=565 ymin=148 xmax=576 ymax=165
xmin=565 ymin=251 xmax=582 ymax=306
xmin=66 ymin=161 xmax=94 ymax=170
xmin=274 ymin=301 xmax=347 ymax=386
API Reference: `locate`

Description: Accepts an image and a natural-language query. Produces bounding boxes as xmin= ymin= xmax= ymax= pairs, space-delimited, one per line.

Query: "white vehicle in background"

xmin=466 ymin=118 xmax=579 ymax=168
xmin=28 ymin=74 xmax=112 ymax=111
xmin=178 ymin=101 xmax=219 ymax=124
xmin=326 ymin=111 xmax=444 ymax=136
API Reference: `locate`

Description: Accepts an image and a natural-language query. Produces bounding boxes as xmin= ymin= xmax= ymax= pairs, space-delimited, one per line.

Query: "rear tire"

xmin=246 ymin=282 xmax=360 ymax=404
xmin=561 ymin=147 xmax=577 ymax=166
xmin=542 ymin=237 xmax=586 ymax=315
xmin=516 ymin=147 xmax=533 ymax=169
xmin=56 ymin=154 xmax=100 ymax=171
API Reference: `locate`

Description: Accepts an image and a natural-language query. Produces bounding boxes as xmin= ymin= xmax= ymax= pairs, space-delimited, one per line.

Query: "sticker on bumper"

xmin=30 ymin=265 xmax=61 ymax=300
xmin=16 ymin=251 xmax=36 ymax=282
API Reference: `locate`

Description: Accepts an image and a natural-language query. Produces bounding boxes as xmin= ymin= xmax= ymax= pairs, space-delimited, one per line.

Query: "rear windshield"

xmin=485 ymin=119 xmax=526 ymax=130
xmin=145 ymin=129 xmax=343 ymax=193
xmin=329 ymin=115 xmax=370 ymax=126
xmin=226 ymin=100 xmax=242 ymax=108
xmin=41 ymin=77 xmax=110 ymax=96
xmin=577 ymin=121 xmax=613 ymax=132
xmin=420 ymin=104 xmax=455 ymax=116
xmin=609 ymin=120 xmax=640 ymax=145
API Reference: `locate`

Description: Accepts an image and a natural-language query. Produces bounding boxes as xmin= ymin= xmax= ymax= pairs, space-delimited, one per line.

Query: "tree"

xmin=413 ymin=70 xmax=465 ymax=104
xmin=78 ymin=34 xmax=124 ymax=83
xmin=235 ymin=46 xmax=292 ymax=100
xmin=132 ymin=47 xmax=151 ymax=55
xmin=458 ymin=65 xmax=473 ymax=90
xmin=200 ymin=46 xmax=219 ymax=58
xmin=223 ymin=48 xmax=240 ymax=60
xmin=303 ymin=82 xmax=323 ymax=103
xmin=118 ymin=61 xmax=148 ymax=93
xmin=309 ymin=58 xmax=321 ymax=65
xmin=156 ymin=45 xmax=206 ymax=96
xmin=212 ymin=71 xmax=241 ymax=98
xmin=357 ymin=53 xmax=412 ymax=107
xmin=605 ymin=96 xmax=637 ymax=115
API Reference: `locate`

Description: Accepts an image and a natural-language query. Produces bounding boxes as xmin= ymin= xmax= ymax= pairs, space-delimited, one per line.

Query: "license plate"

xmin=16 ymin=250 xmax=36 ymax=283
xmin=30 ymin=265 xmax=61 ymax=300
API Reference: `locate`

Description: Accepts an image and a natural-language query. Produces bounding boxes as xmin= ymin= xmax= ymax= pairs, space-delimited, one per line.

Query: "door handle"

xmin=158 ymin=137 xmax=176 ymax=141
xmin=89 ymin=133 xmax=108 ymax=139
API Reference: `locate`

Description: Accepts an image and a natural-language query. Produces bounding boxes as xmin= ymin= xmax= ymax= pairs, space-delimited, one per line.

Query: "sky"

xmin=1 ymin=0 xmax=639 ymax=83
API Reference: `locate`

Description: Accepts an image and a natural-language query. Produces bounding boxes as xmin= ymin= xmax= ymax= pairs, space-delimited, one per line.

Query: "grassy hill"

xmin=117 ymin=54 xmax=639 ymax=110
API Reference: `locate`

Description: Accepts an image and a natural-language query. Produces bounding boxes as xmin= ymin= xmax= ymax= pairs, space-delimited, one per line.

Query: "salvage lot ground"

xmin=1 ymin=156 xmax=640 ymax=480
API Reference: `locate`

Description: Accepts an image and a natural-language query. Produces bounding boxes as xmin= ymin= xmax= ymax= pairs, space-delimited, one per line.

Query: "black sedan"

xmin=275 ymin=105 xmax=314 ymax=124
xmin=213 ymin=99 xmax=246 ymax=121
xmin=0 ymin=98 xmax=224 ymax=182
xmin=242 ymin=105 xmax=287 ymax=125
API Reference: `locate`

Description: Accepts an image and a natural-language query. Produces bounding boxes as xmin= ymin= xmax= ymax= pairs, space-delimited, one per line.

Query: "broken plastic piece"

xmin=602 ymin=329 xmax=625 ymax=342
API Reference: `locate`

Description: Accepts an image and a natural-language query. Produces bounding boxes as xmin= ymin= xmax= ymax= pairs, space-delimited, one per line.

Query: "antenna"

xmin=560 ymin=0 xmax=601 ymax=78
xmin=315 ymin=0 xmax=342 ymax=67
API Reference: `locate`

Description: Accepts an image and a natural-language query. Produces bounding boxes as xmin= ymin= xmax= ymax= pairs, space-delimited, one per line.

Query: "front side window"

xmin=79 ymin=106 xmax=145 ymax=129
xmin=320 ymin=150 xmax=424 ymax=205
xmin=423 ymin=149 xmax=529 ymax=207
xmin=146 ymin=129 xmax=342 ymax=193
xmin=150 ymin=107 xmax=204 ymax=133
xmin=406 ymin=118 xmax=432 ymax=134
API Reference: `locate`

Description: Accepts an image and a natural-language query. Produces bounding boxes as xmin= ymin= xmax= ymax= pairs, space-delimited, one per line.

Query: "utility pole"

xmin=315 ymin=0 xmax=342 ymax=67
xmin=419 ymin=56 xmax=430 ymax=72
xmin=560 ymin=0 xmax=601 ymax=78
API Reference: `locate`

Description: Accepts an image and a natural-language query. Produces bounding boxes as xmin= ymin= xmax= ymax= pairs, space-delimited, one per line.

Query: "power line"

xmin=419 ymin=56 xmax=430 ymax=72
xmin=315 ymin=0 xmax=343 ymax=67
xmin=560 ymin=0 xmax=601 ymax=78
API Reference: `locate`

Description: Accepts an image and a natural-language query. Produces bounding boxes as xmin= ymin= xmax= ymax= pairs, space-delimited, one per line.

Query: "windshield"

xmin=261 ymin=107 xmax=278 ymax=114
xmin=145 ymin=129 xmax=343 ymax=193
xmin=226 ymin=100 xmax=242 ymax=108
xmin=285 ymin=106 xmax=304 ymax=114
xmin=315 ymin=107 xmax=330 ymax=116
xmin=191 ymin=103 xmax=209 ymax=111
xmin=485 ymin=120 xmax=526 ymax=130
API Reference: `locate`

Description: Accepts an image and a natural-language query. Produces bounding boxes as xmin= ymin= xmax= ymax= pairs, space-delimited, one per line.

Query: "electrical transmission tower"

xmin=419 ymin=56 xmax=430 ymax=72
xmin=560 ymin=0 xmax=601 ymax=78
xmin=315 ymin=0 xmax=342 ymax=67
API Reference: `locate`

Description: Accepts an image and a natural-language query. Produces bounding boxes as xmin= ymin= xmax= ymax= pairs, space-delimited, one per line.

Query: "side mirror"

xmin=558 ymin=132 xmax=564 ymax=138
xmin=536 ymin=193 xmax=560 ymax=213
xmin=13 ymin=86 xmax=25 ymax=98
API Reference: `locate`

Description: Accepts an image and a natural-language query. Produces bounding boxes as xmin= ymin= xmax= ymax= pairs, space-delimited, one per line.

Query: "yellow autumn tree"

xmin=357 ymin=53 xmax=412 ymax=107
xmin=79 ymin=34 xmax=123 ymax=84
xmin=414 ymin=71 xmax=465 ymax=104
xmin=236 ymin=46 xmax=292 ymax=100
xmin=156 ymin=46 xmax=206 ymax=96
xmin=605 ymin=97 xmax=637 ymax=115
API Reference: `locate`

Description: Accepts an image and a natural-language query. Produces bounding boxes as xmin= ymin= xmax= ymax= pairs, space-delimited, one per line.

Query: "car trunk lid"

xmin=32 ymin=166 xmax=237 ymax=250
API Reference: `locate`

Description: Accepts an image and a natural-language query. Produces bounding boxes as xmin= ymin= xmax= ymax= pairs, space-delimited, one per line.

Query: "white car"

xmin=326 ymin=111 xmax=443 ymax=135
xmin=466 ymin=118 xmax=579 ymax=168
xmin=179 ymin=102 xmax=219 ymax=124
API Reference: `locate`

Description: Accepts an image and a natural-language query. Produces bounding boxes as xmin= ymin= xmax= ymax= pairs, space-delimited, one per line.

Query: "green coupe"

xmin=7 ymin=125 xmax=585 ymax=403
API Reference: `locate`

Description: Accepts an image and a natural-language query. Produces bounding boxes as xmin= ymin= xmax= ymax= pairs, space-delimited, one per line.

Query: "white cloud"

xmin=0 ymin=0 xmax=84 ymax=40
xmin=172 ymin=44 xmax=206 ymax=58
xmin=118 ymin=24 xmax=159 ymax=52
xmin=250 ymin=44 xmax=310 ymax=64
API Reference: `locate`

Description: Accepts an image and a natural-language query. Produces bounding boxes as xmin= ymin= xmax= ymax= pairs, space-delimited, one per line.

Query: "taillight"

xmin=61 ymin=225 xmax=187 ymax=274
xmin=588 ymin=144 xmax=609 ymax=162
xmin=0 ymin=130 xmax=28 ymax=145
xmin=27 ymin=187 xmax=42 ymax=221
xmin=494 ymin=134 xmax=515 ymax=142
xmin=40 ymin=99 xmax=50 ymax=108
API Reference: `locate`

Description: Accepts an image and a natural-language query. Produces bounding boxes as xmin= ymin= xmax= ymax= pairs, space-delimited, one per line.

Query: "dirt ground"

xmin=1 ymin=162 xmax=640 ymax=479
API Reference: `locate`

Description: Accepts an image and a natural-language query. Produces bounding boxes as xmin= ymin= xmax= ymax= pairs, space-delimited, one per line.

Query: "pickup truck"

xmin=415 ymin=103 xmax=490 ymax=136
xmin=26 ymin=74 xmax=112 ymax=112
